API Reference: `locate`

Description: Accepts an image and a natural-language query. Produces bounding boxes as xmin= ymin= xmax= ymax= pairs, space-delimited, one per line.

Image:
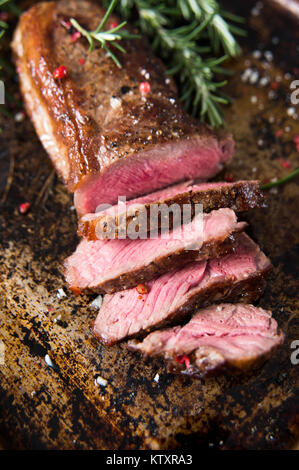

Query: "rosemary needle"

xmin=70 ymin=0 xmax=139 ymax=68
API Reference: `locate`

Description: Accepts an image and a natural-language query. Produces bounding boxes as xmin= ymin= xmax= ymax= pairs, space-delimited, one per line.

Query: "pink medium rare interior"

xmin=74 ymin=137 xmax=234 ymax=215
xmin=130 ymin=304 xmax=283 ymax=360
xmin=65 ymin=208 xmax=238 ymax=289
xmin=94 ymin=233 xmax=268 ymax=342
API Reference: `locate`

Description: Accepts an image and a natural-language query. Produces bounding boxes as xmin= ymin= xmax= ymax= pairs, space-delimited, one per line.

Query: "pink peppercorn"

xmin=19 ymin=202 xmax=30 ymax=214
xmin=136 ymin=284 xmax=148 ymax=295
xmin=110 ymin=21 xmax=118 ymax=29
xmin=78 ymin=58 xmax=85 ymax=65
xmin=0 ymin=12 xmax=9 ymax=21
xmin=60 ymin=19 xmax=71 ymax=30
xmin=175 ymin=355 xmax=191 ymax=368
xmin=278 ymin=158 xmax=291 ymax=169
xmin=224 ymin=172 xmax=235 ymax=182
xmin=53 ymin=65 xmax=67 ymax=79
xmin=294 ymin=135 xmax=299 ymax=151
xmin=139 ymin=81 xmax=151 ymax=94
xmin=71 ymin=31 xmax=81 ymax=42
xmin=275 ymin=129 xmax=283 ymax=138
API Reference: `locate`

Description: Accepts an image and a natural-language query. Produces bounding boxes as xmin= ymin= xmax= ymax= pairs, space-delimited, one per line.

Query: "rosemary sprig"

xmin=70 ymin=0 xmax=139 ymax=68
xmin=135 ymin=3 xmax=231 ymax=126
xmin=261 ymin=169 xmax=299 ymax=190
xmin=110 ymin=0 xmax=245 ymax=127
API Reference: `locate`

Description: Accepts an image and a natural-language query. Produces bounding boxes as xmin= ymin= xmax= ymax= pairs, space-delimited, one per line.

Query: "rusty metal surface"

xmin=0 ymin=0 xmax=298 ymax=449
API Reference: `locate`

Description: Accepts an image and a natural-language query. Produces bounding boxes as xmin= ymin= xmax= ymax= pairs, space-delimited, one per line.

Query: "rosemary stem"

xmin=95 ymin=0 xmax=118 ymax=33
xmin=261 ymin=169 xmax=299 ymax=190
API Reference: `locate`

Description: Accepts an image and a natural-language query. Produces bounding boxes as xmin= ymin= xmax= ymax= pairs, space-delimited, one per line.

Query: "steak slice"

xmin=65 ymin=208 xmax=245 ymax=294
xmin=127 ymin=303 xmax=284 ymax=378
xmin=79 ymin=180 xmax=265 ymax=240
xmin=12 ymin=0 xmax=234 ymax=216
xmin=93 ymin=233 xmax=271 ymax=345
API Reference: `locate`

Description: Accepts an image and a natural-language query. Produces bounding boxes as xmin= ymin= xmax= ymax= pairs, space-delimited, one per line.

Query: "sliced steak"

xmin=93 ymin=233 xmax=271 ymax=345
xmin=12 ymin=0 xmax=234 ymax=216
xmin=79 ymin=180 xmax=265 ymax=240
xmin=127 ymin=303 xmax=284 ymax=378
xmin=65 ymin=208 xmax=245 ymax=294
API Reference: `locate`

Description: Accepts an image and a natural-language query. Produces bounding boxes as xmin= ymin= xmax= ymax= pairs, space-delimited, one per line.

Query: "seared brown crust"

xmin=98 ymin=260 xmax=271 ymax=346
xmin=71 ymin=229 xmax=244 ymax=295
xmin=12 ymin=0 xmax=223 ymax=191
xmin=78 ymin=181 xmax=265 ymax=240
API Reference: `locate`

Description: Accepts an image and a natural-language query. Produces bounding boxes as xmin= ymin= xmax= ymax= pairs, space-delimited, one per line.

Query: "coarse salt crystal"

xmin=90 ymin=295 xmax=103 ymax=309
xmin=14 ymin=111 xmax=25 ymax=122
xmin=153 ymin=373 xmax=160 ymax=383
xmin=249 ymin=70 xmax=259 ymax=83
xmin=241 ymin=68 xmax=252 ymax=82
xmin=57 ymin=288 xmax=67 ymax=299
xmin=251 ymin=7 xmax=260 ymax=16
xmin=259 ymin=77 xmax=269 ymax=87
xmin=95 ymin=376 xmax=108 ymax=387
xmin=264 ymin=51 xmax=273 ymax=62
xmin=252 ymin=50 xmax=262 ymax=59
xmin=269 ymin=187 xmax=278 ymax=194
xmin=110 ymin=97 xmax=121 ymax=109
xmin=287 ymin=107 xmax=296 ymax=117
xmin=44 ymin=354 xmax=55 ymax=368
xmin=251 ymin=95 xmax=258 ymax=103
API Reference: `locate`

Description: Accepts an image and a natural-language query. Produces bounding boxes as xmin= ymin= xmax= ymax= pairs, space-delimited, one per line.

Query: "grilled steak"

xmin=65 ymin=208 xmax=245 ymax=294
xmin=79 ymin=180 xmax=265 ymax=240
xmin=127 ymin=303 xmax=284 ymax=378
xmin=93 ymin=233 xmax=271 ymax=345
xmin=12 ymin=0 xmax=234 ymax=216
